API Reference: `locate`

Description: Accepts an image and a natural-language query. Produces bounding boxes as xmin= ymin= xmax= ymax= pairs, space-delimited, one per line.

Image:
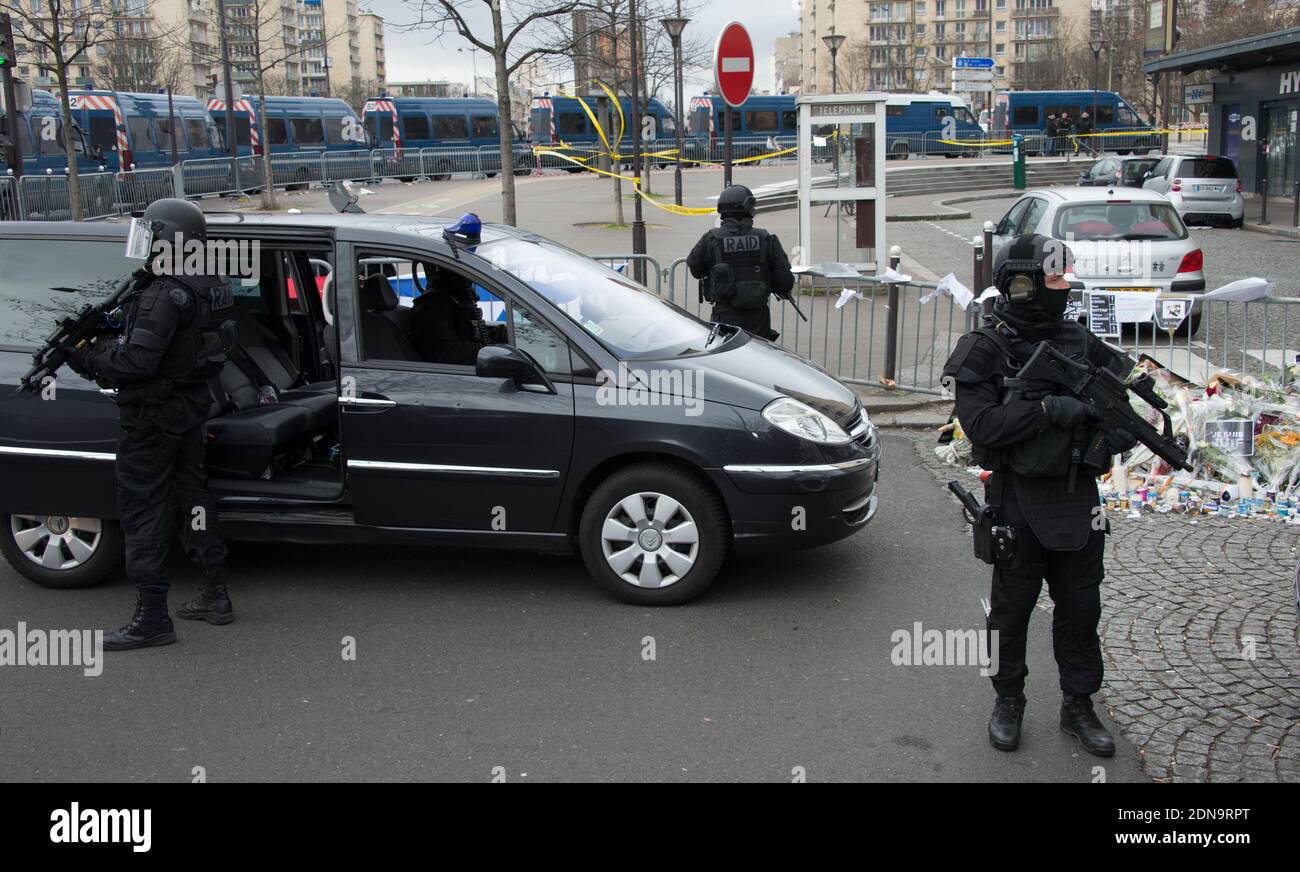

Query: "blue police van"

xmin=528 ymin=93 xmax=675 ymax=160
xmin=685 ymin=92 xmax=982 ymax=160
xmin=992 ymin=90 xmax=1160 ymax=154
xmin=0 ymin=89 xmax=92 ymax=175
xmin=62 ymin=90 xmax=224 ymax=172
xmin=361 ymin=96 xmax=525 ymax=177
xmin=207 ymin=95 xmax=369 ymax=155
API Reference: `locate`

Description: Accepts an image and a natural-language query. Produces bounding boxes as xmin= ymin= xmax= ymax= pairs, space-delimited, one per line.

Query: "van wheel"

xmin=0 ymin=514 xmax=122 ymax=590
xmin=890 ymin=141 xmax=909 ymax=160
xmin=579 ymin=463 xmax=728 ymax=606
xmin=432 ymin=160 xmax=453 ymax=181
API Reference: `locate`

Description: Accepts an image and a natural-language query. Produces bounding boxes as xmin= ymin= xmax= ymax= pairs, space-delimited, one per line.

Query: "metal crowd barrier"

xmin=0 ymin=175 xmax=19 ymax=221
xmin=114 ymin=167 xmax=176 ymax=213
xmin=593 ymin=254 xmax=663 ymax=294
xmin=17 ymin=172 xmax=116 ymax=220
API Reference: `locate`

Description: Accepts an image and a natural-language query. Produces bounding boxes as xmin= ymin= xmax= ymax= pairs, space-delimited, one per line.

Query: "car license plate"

xmin=1195 ymin=185 xmax=1224 ymax=193
xmin=1100 ymin=287 xmax=1157 ymax=293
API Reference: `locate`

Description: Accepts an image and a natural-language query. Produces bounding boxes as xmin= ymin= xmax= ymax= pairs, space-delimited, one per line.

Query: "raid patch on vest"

xmin=723 ymin=235 xmax=761 ymax=254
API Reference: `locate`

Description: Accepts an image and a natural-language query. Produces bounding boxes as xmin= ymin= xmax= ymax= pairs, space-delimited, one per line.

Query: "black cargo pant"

xmin=116 ymin=398 xmax=227 ymax=596
xmin=987 ymin=527 xmax=1105 ymax=699
xmin=712 ymin=300 xmax=777 ymax=341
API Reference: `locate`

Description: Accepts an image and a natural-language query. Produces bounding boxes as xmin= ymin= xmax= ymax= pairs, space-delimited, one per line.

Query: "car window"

xmin=156 ymin=116 xmax=187 ymax=153
xmin=356 ymin=254 xmax=506 ymax=367
xmin=999 ymin=198 xmax=1031 ymax=234
xmin=472 ymin=115 xmax=497 ymax=139
xmin=1150 ymin=158 xmax=1172 ymax=179
xmin=127 ymin=116 xmax=154 ymax=152
xmin=1019 ymin=198 xmax=1049 ymax=234
xmin=511 ymin=305 xmax=572 ymax=375
xmin=1123 ymin=159 xmax=1159 ymax=186
xmin=557 ymin=113 xmax=586 ymax=136
xmin=38 ymin=117 xmax=66 ymax=156
xmin=745 ymin=110 xmax=779 ymax=132
xmin=1184 ymin=157 xmax=1238 ymax=179
xmin=403 ymin=114 xmax=430 ymax=140
xmin=185 ymin=118 xmax=208 ymax=151
xmin=265 ymin=117 xmax=289 ymax=146
xmin=0 ymin=238 xmax=132 ymax=348
xmin=434 ymin=115 xmax=469 ymax=140
xmin=291 ymin=117 xmax=325 ymax=145
xmin=478 ymin=237 xmax=711 ymax=358
xmin=1053 ymin=202 xmax=1187 ymax=241
xmin=88 ymin=115 xmax=117 ymax=153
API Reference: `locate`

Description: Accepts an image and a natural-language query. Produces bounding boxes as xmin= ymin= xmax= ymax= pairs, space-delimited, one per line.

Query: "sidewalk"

xmin=1243 ymin=193 xmax=1300 ymax=238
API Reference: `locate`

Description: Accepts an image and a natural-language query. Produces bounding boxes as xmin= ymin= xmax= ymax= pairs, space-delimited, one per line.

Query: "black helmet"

xmin=992 ymin=233 xmax=1072 ymax=305
xmin=717 ymin=185 xmax=756 ymax=218
xmin=143 ymin=197 xmax=207 ymax=245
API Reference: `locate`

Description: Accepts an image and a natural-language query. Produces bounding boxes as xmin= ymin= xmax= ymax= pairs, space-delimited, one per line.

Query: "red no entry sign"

xmin=713 ymin=22 xmax=754 ymax=109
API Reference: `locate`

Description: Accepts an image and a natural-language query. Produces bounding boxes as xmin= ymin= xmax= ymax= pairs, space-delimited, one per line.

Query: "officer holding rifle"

xmin=941 ymin=234 xmax=1139 ymax=758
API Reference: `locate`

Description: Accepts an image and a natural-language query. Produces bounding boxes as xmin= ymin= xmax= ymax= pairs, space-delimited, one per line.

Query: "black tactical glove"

xmin=1042 ymin=395 xmax=1102 ymax=429
xmin=59 ymin=344 xmax=94 ymax=379
xmin=1104 ymin=428 xmax=1138 ymax=454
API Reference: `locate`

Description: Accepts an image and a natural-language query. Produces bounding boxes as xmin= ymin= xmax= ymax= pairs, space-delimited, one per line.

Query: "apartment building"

xmin=12 ymin=0 xmax=385 ymax=99
xmin=773 ymin=30 xmax=802 ymax=94
xmin=799 ymin=0 xmax=1092 ymax=100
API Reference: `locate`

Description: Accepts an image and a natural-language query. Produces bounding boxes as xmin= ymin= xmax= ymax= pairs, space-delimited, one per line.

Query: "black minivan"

xmin=0 ymin=215 xmax=880 ymax=605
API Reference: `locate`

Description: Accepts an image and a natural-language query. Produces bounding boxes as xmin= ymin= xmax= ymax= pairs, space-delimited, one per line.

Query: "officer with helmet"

xmin=687 ymin=185 xmax=795 ymax=341
xmin=65 ymin=198 xmax=237 ymax=650
xmin=410 ymin=213 xmax=505 ymax=364
xmin=942 ymin=233 xmax=1137 ymax=757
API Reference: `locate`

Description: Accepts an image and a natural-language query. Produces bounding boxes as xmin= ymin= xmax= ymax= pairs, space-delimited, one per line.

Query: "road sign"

xmin=952 ymin=56 xmax=994 ymax=70
xmin=713 ymin=22 xmax=755 ymax=109
xmin=951 ymin=71 xmax=994 ymax=83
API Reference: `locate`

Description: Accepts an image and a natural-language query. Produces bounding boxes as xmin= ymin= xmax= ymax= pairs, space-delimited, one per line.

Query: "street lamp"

xmin=1088 ymin=37 xmax=1104 ymax=136
xmin=822 ymin=33 xmax=846 ymax=94
xmin=661 ymin=14 xmax=689 ymax=207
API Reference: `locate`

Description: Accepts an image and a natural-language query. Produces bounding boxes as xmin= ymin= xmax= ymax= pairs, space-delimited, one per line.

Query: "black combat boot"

xmin=176 ymin=575 xmax=234 ymax=625
xmin=988 ymin=694 xmax=1026 ymax=751
xmin=103 ymin=592 xmax=177 ymax=651
xmin=1060 ymin=694 xmax=1115 ymax=758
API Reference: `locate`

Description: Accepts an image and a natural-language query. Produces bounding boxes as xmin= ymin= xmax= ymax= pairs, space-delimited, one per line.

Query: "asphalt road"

xmin=0 ymin=433 xmax=1147 ymax=782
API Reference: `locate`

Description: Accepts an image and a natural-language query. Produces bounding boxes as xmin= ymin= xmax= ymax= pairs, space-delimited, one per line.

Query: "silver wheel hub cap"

xmin=11 ymin=515 xmax=103 ymax=571
xmin=600 ymin=491 xmax=699 ymax=589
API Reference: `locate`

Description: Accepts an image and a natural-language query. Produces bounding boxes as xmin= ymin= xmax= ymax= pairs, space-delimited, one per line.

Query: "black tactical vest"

xmin=707 ymin=227 xmax=773 ymax=310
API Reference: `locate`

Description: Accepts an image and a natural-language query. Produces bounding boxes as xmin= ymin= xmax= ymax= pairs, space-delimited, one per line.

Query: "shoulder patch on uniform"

xmin=167 ymin=285 xmax=193 ymax=308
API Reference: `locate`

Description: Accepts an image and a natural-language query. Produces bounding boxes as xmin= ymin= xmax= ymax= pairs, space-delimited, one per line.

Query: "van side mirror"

xmin=476 ymin=345 xmax=554 ymax=393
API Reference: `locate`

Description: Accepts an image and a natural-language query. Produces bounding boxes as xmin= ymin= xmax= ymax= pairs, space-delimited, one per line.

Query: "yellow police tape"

xmin=935 ymin=127 xmax=1208 ymax=147
xmin=530 ymin=83 xmax=802 ymax=215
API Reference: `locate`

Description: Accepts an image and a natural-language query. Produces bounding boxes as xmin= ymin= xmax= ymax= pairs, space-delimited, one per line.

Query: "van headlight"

xmin=762 ymin=397 xmax=852 ymax=445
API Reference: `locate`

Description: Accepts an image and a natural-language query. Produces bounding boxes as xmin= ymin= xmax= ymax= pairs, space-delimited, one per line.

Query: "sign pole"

xmin=724 ymin=105 xmax=733 ymax=187
xmin=713 ymin=22 xmax=753 ymax=192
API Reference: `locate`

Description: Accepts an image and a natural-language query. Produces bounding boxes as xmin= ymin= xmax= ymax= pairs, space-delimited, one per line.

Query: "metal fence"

xmin=15 ymin=172 xmax=117 ymax=221
xmin=654 ymin=254 xmax=1294 ymax=395
xmin=0 ymin=176 xmax=18 ymax=221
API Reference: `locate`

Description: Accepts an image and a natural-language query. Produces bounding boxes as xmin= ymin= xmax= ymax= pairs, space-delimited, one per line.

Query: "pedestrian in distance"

xmin=1043 ymin=114 xmax=1058 ymax=156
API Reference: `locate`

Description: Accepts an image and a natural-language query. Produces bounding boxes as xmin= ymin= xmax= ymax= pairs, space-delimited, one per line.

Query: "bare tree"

xmin=405 ymin=0 xmax=583 ymax=226
xmin=0 ymin=0 xmax=113 ymax=219
xmin=186 ymin=0 xmax=350 ymax=208
xmin=94 ymin=18 xmax=186 ymax=94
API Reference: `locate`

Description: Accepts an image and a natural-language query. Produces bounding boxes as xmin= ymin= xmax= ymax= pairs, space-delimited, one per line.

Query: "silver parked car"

xmin=1141 ymin=155 xmax=1245 ymax=228
xmin=992 ymin=187 xmax=1206 ymax=333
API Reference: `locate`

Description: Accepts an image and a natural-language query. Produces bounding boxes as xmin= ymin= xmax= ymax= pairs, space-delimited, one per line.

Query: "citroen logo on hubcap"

xmin=638 ymin=528 xmax=663 ymax=551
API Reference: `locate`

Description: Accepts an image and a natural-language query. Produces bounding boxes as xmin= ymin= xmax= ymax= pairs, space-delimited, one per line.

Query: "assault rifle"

xmin=17 ymin=268 xmax=152 ymax=395
xmin=1014 ymin=340 xmax=1192 ymax=473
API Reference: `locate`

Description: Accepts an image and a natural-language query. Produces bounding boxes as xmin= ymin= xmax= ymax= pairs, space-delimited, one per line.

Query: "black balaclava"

xmin=991 ymin=233 xmax=1072 ymax=339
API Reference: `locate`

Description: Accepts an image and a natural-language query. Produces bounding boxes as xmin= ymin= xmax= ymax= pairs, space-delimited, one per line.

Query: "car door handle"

xmin=338 ymin=395 xmax=397 ymax=408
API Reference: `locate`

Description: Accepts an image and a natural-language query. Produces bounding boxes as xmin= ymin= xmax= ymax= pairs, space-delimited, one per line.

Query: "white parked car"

xmin=992 ymin=187 xmax=1206 ymax=333
xmin=1140 ymin=155 xmax=1245 ymax=228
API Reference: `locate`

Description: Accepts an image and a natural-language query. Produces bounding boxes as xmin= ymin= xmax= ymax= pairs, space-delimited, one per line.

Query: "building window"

xmin=996 ymin=20 xmax=1006 ymax=32
xmin=995 ymin=43 xmax=1005 ymax=53
xmin=935 ymin=0 xmax=945 ymax=14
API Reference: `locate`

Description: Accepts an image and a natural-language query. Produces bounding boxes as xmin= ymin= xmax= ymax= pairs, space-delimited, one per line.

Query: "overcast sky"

xmin=359 ymin=1 xmax=800 ymax=98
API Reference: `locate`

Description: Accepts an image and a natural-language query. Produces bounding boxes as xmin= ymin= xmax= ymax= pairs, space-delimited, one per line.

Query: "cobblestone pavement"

xmin=908 ymin=431 xmax=1300 ymax=783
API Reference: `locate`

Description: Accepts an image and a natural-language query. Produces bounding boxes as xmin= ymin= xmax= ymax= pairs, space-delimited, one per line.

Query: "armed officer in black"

xmin=67 ymin=198 xmax=236 ymax=650
xmin=942 ymin=233 xmax=1137 ymax=757
xmin=687 ymin=185 xmax=795 ymax=341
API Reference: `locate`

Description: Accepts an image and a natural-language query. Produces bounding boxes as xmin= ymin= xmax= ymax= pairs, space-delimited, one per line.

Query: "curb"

xmin=1241 ymin=221 xmax=1300 ymax=240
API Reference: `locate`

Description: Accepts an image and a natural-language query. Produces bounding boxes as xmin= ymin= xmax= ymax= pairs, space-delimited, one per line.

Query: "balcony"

xmin=1012 ymin=5 xmax=1059 ymax=16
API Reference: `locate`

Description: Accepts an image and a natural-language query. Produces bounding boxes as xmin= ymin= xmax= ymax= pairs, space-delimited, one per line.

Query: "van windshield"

xmin=476 ymin=237 xmax=710 ymax=358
